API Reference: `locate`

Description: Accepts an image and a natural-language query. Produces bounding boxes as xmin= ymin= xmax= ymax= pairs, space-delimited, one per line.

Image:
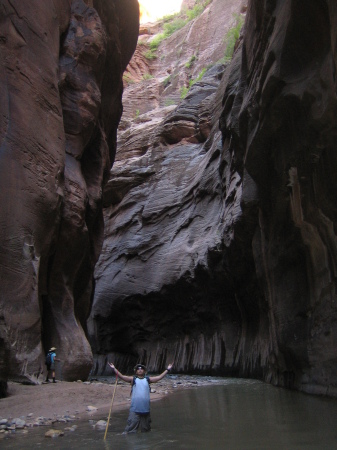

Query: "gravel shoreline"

xmin=0 ymin=375 xmax=225 ymax=440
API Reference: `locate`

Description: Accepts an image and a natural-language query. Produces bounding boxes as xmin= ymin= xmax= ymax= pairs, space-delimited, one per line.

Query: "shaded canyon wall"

xmin=90 ymin=0 xmax=337 ymax=396
xmin=219 ymin=0 xmax=337 ymax=395
xmin=0 ymin=0 xmax=139 ymax=385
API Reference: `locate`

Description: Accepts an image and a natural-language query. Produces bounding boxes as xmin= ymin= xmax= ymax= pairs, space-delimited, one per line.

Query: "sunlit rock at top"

xmin=139 ymin=0 xmax=183 ymax=23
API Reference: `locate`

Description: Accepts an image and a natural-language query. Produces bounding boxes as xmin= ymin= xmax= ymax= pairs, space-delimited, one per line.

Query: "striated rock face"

xmin=90 ymin=0 xmax=337 ymax=397
xmin=89 ymin=0 xmax=249 ymax=375
xmin=121 ymin=0 xmax=246 ymax=122
xmin=219 ymin=0 xmax=337 ymax=395
xmin=0 ymin=0 xmax=139 ymax=385
xmin=90 ymin=63 xmax=234 ymax=376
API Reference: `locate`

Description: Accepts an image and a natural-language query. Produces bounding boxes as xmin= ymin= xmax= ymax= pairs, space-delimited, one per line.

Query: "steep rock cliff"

xmin=0 ymin=0 xmax=139 ymax=385
xmin=219 ymin=0 xmax=337 ymax=395
xmin=121 ymin=0 xmax=246 ymax=122
xmin=90 ymin=0 xmax=337 ymax=397
xmin=89 ymin=0 xmax=250 ymax=375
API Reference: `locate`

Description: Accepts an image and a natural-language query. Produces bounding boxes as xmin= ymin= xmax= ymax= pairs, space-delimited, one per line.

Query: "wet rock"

xmin=86 ymin=405 xmax=98 ymax=412
xmin=33 ymin=416 xmax=48 ymax=427
xmin=67 ymin=415 xmax=77 ymax=420
xmin=11 ymin=418 xmax=26 ymax=429
xmin=94 ymin=420 xmax=107 ymax=430
xmin=45 ymin=429 xmax=64 ymax=438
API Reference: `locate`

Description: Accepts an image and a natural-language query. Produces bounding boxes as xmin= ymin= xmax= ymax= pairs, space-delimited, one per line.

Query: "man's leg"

xmin=124 ymin=411 xmax=141 ymax=433
xmin=46 ymin=365 xmax=50 ymax=382
xmin=50 ymin=364 xmax=56 ymax=382
xmin=140 ymin=413 xmax=151 ymax=432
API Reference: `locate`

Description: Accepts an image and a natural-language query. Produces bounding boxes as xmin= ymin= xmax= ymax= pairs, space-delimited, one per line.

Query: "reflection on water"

xmin=2 ymin=378 xmax=337 ymax=449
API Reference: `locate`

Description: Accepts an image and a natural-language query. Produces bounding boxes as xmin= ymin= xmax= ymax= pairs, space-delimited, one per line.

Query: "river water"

xmin=2 ymin=378 xmax=337 ymax=449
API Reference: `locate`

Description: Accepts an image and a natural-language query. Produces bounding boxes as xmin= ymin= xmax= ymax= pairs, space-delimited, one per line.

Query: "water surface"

xmin=2 ymin=378 xmax=337 ymax=449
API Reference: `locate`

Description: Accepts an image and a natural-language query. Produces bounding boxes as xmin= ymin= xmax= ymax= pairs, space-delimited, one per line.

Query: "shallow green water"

xmin=2 ymin=378 xmax=337 ymax=449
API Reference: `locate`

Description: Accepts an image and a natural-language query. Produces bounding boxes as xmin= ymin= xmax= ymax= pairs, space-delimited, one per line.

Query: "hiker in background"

xmin=45 ymin=347 xmax=60 ymax=383
xmin=108 ymin=362 xmax=173 ymax=433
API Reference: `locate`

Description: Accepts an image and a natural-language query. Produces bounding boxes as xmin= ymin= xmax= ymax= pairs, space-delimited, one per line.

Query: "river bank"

xmin=2 ymin=378 xmax=337 ymax=450
xmin=0 ymin=375 xmax=223 ymax=439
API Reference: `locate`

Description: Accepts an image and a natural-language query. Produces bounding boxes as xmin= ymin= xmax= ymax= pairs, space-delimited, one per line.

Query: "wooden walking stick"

xmin=104 ymin=373 xmax=118 ymax=440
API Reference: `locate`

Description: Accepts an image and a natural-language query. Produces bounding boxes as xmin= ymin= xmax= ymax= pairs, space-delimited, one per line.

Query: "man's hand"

xmin=107 ymin=365 xmax=132 ymax=383
xmin=167 ymin=363 xmax=173 ymax=371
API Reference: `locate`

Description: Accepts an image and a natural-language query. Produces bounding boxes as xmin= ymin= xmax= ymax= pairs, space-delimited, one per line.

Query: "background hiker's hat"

xmin=134 ymin=364 xmax=147 ymax=372
xmin=49 ymin=347 xmax=56 ymax=351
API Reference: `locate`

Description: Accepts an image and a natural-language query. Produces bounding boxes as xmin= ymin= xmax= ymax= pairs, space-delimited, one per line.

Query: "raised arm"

xmin=108 ymin=363 xmax=133 ymax=383
xmin=149 ymin=363 xmax=173 ymax=383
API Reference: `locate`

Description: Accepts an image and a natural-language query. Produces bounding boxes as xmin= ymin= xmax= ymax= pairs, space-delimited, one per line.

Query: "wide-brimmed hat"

xmin=49 ymin=347 xmax=56 ymax=351
xmin=134 ymin=364 xmax=147 ymax=372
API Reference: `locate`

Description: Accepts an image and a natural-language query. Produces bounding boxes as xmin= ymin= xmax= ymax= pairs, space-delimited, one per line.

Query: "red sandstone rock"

xmin=2 ymin=0 xmax=337 ymax=399
xmin=121 ymin=0 xmax=247 ymax=123
xmin=0 ymin=0 xmax=139 ymax=385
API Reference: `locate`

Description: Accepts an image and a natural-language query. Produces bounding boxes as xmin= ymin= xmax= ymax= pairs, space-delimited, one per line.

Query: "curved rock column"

xmin=0 ymin=0 xmax=139 ymax=383
xmin=0 ymin=0 xmax=71 ymax=384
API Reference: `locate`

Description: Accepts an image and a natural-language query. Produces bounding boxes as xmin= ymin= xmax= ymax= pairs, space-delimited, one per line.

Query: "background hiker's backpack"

xmin=45 ymin=352 xmax=52 ymax=366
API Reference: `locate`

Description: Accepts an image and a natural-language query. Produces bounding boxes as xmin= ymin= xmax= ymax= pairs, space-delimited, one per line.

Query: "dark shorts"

xmin=46 ymin=364 xmax=55 ymax=371
xmin=124 ymin=411 xmax=151 ymax=433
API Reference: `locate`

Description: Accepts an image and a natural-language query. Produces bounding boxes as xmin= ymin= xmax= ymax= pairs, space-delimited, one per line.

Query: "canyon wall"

xmin=219 ymin=0 xmax=337 ymax=395
xmin=0 ymin=0 xmax=139 ymax=385
xmin=88 ymin=0 xmax=254 ymax=375
xmin=90 ymin=0 xmax=337 ymax=396
xmin=1 ymin=0 xmax=336 ymax=398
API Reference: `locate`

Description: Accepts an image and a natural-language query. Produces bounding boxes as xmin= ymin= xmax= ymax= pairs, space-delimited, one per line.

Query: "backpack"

xmin=45 ymin=352 xmax=52 ymax=366
xmin=130 ymin=375 xmax=151 ymax=395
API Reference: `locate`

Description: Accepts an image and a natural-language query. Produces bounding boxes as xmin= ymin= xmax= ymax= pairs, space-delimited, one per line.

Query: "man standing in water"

xmin=108 ymin=362 xmax=173 ymax=433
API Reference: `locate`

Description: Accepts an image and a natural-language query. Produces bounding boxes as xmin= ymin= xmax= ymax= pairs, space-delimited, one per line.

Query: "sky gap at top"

xmin=138 ymin=0 xmax=183 ymax=23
